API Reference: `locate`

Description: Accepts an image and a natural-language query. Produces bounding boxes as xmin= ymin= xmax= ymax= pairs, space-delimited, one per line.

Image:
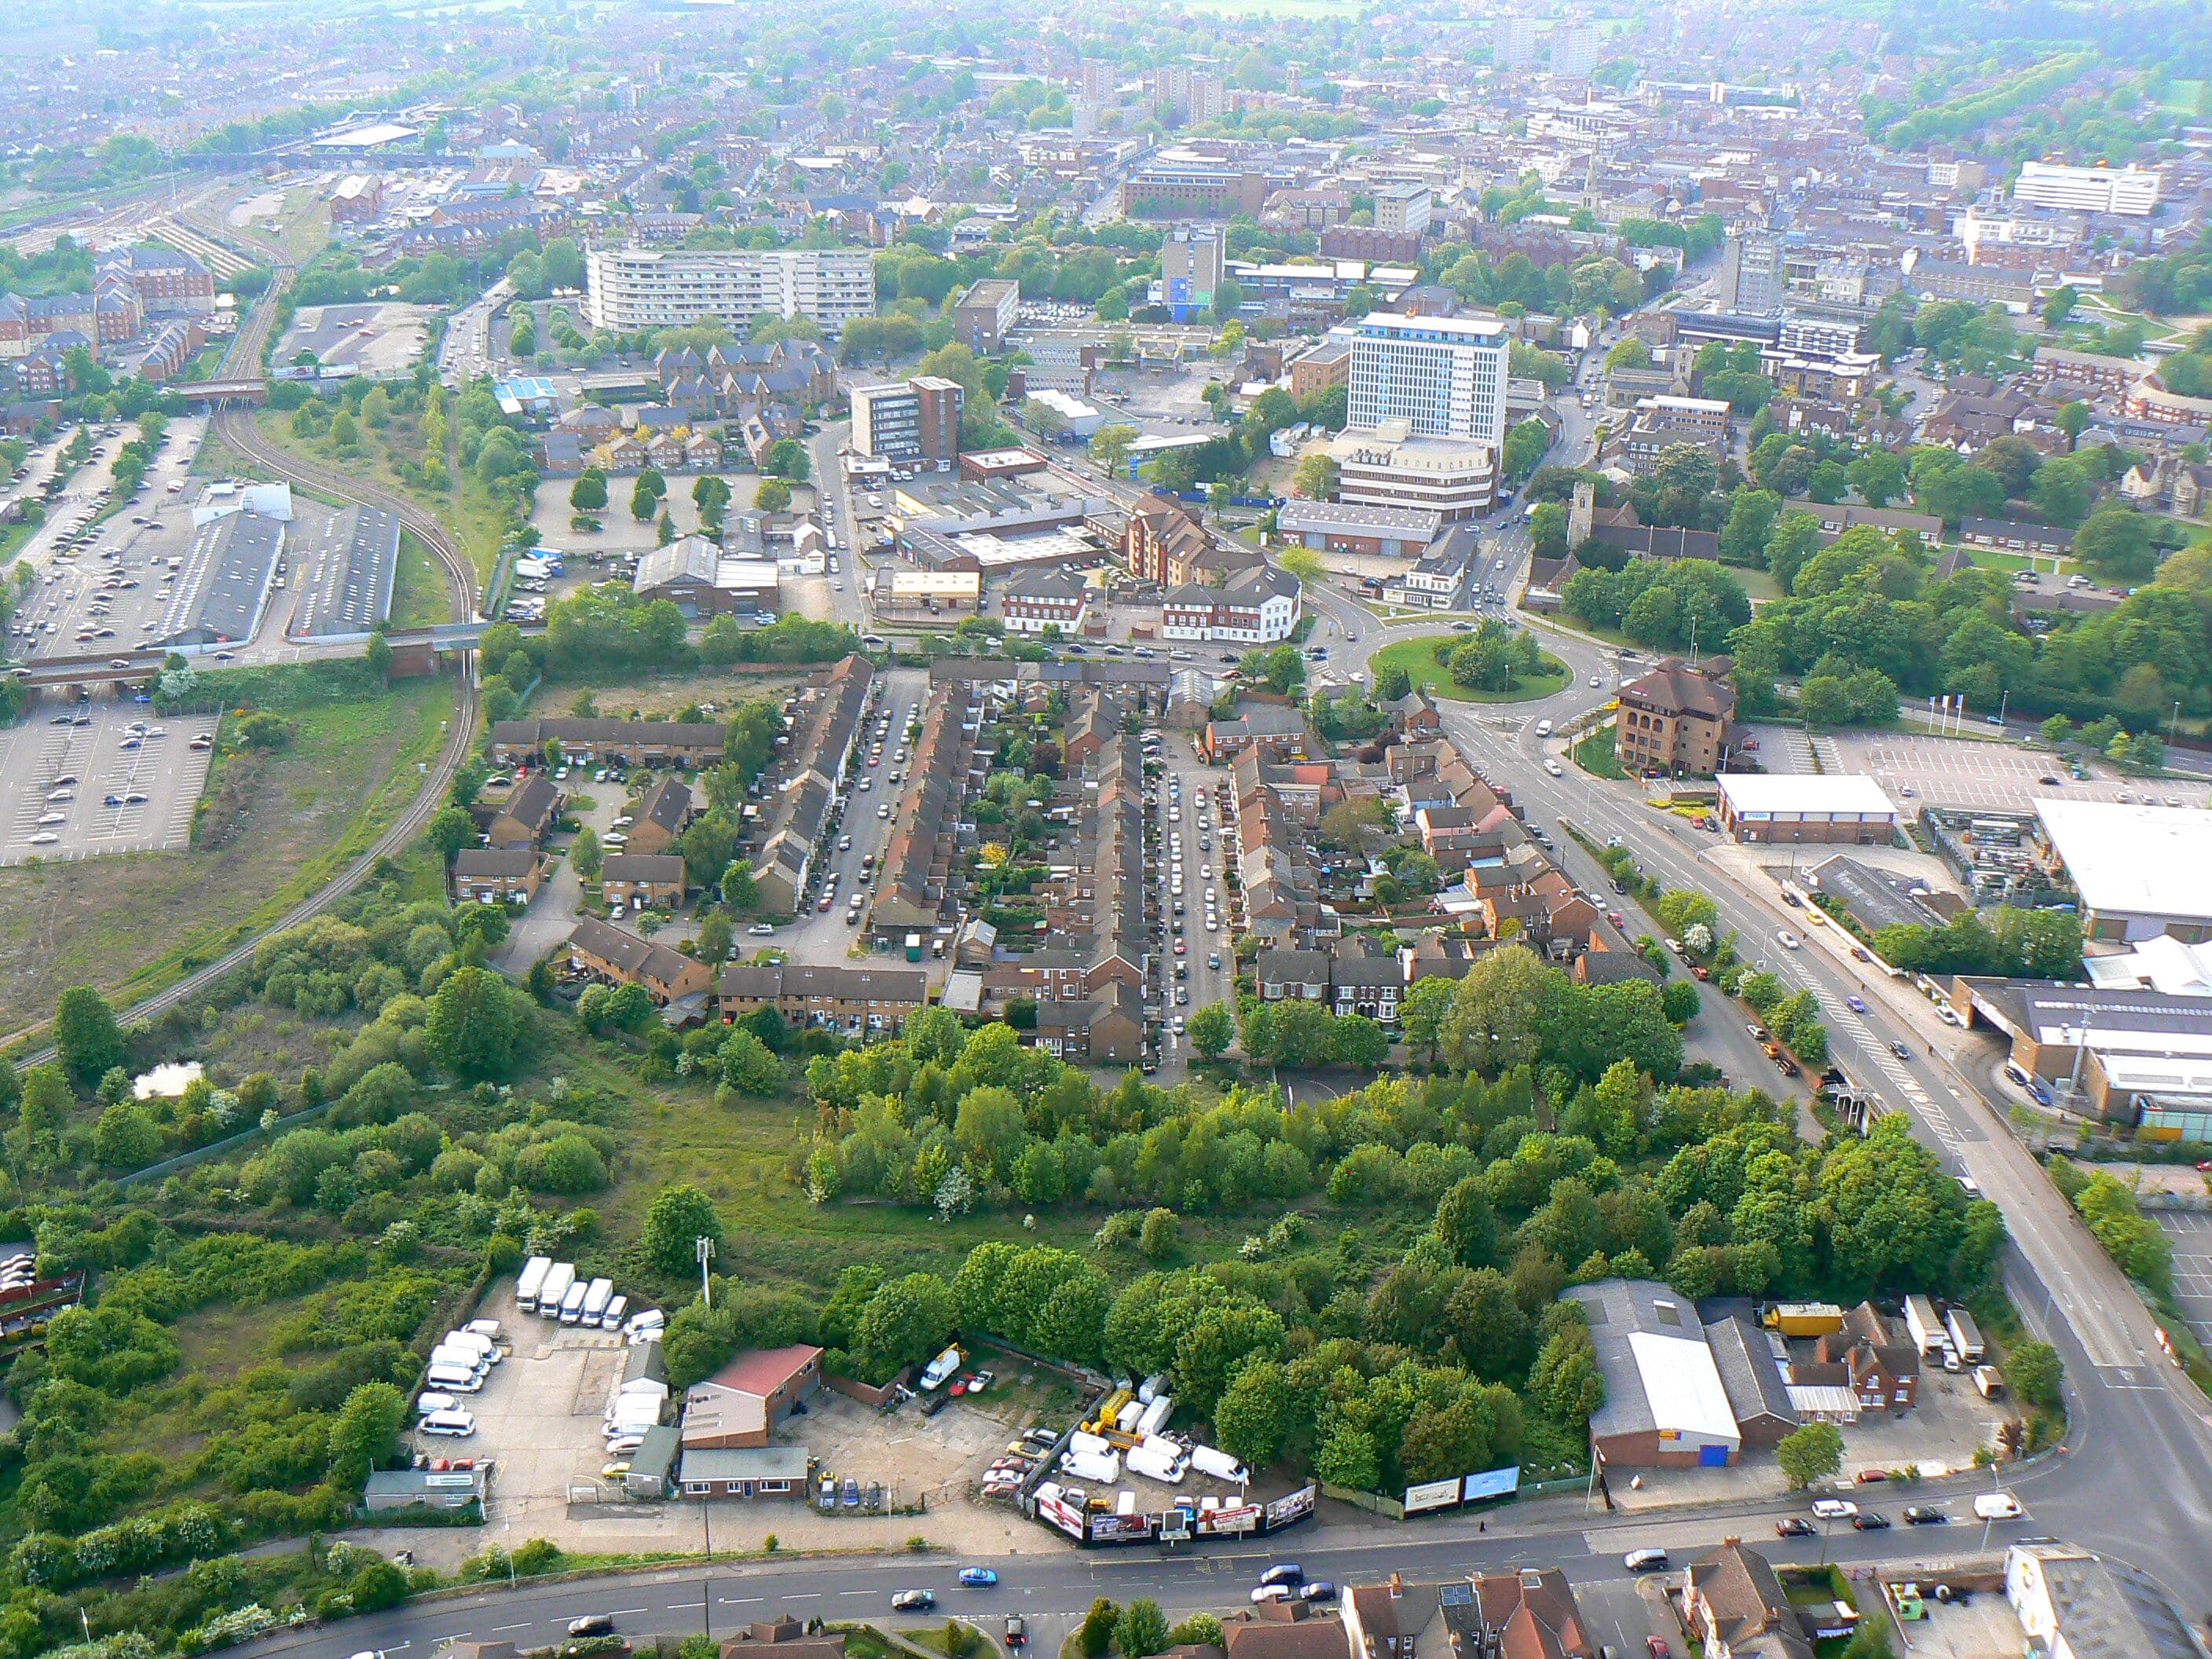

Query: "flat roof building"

xmin=2033 ymin=799 xmax=2212 ymax=943
xmin=1715 ymin=774 xmax=1898 ymax=846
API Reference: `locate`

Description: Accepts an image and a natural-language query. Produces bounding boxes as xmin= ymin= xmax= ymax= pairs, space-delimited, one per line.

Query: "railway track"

xmin=5 ymin=413 xmax=481 ymax=1064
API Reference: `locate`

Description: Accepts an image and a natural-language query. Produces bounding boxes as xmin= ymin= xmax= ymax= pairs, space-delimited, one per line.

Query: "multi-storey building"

xmin=98 ymin=247 xmax=216 ymax=317
xmin=850 ymin=376 xmax=963 ymax=466
xmin=1718 ymin=231 xmax=1786 ymax=314
xmin=584 ymin=247 xmax=875 ymax=336
xmin=952 ymin=278 xmax=1020 ymax=353
xmin=1548 ymin=20 xmax=1601 ymax=78
xmin=1347 ymin=313 xmax=1511 ymax=446
xmin=1373 ymin=185 xmax=1432 ymax=238
xmin=1330 ymin=423 xmax=1498 ymax=520
xmin=2013 ymin=161 xmax=2160 ymax=217
xmin=1161 ymin=562 xmax=1302 ymax=643
xmin=1616 ymin=657 xmax=1738 ymax=777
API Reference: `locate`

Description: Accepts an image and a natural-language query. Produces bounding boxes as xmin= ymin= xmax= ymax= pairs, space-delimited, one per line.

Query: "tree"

xmin=1291 ymin=452 xmax=1341 ymax=500
xmin=2005 ymin=1338 xmax=2062 ymax=1413
xmin=696 ymin=909 xmax=734 ymax=965
xmin=1090 ymin=423 xmax=1140 ymax=476
xmin=327 ymin=1381 xmax=408 ymax=1489
xmin=2075 ymin=506 xmax=2155 ymax=580
xmin=92 ymin=1102 xmax=159 ymax=1170
xmin=1212 ymin=1359 xmax=1292 ymax=1467
xmin=1115 ymin=1599 xmax=1170 ymax=1659
xmin=1080 ymin=1601 xmax=1119 ymax=1658
xmin=1776 ymin=1420 xmax=1844 ymax=1490
xmin=53 ymin=987 xmax=124 ymax=1089
xmin=641 ymin=1183 xmax=725 ymax=1274
xmin=720 ymin=859 xmax=762 ymax=912
xmin=1187 ymin=1002 xmax=1233 ymax=1060
xmin=425 ymin=966 xmax=529 ymax=1080
xmin=571 ymin=825 xmax=603 ymax=881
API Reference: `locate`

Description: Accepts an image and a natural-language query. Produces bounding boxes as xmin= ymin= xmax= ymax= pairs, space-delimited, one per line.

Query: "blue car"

xmin=958 ymin=1569 xmax=998 ymax=1588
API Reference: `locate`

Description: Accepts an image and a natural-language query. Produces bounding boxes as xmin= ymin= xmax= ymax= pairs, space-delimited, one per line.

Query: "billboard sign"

xmin=1404 ymin=1478 xmax=1462 ymax=1514
xmin=1196 ymin=1503 xmax=1262 ymax=1536
xmin=1089 ymin=1512 xmax=1155 ymax=1544
xmin=1038 ymin=1495 xmax=1086 ymax=1540
xmin=1460 ymin=1466 xmax=1521 ymax=1503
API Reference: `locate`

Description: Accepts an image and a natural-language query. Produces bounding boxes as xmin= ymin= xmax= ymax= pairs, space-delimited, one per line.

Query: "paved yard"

xmin=2157 ymin=1209 xmax=2212 ymax=1352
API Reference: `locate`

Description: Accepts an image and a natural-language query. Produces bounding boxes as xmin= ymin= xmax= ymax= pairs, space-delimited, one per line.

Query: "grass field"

xmin=1368 ymin=635 xmax=1572 ymax=704
xmin=388 ymin=529 xmax=448 ymax=630
xmin=0 ymin=672 xmax=453 ymax=1037
xmin=1573 ymin=723 xmax=1626 ymax=779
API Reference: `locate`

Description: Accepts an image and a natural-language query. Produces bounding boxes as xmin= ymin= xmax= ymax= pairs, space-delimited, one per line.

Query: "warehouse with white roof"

xmin=1568 ymin=1279 xmax=1781 ymax=1469
xmin=1715 ymin=774 xmax=1899 ymax=845
xmin=2032 ymin=799 xmax=2212 ymax=943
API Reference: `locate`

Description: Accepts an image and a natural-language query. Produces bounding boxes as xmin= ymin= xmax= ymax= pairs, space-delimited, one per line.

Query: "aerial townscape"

xmin=5 ymin=1 xmax=2212 ymax=1658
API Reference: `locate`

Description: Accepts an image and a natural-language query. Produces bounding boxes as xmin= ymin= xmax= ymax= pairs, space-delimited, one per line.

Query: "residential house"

xmin=601 ymin=852 xmax=687 ymax=910
xmin=1677 ymin=1545 xmax=1815 ymax=1659
xmin=566 ymin=917 xmax=713 ymax=1005
xmin=627 ymin=777 xmax=694 ymax=857
xmin=486 ymin=776 xmax=563 ymax=849
xmin=452 ymin=848 xmax=544 ymax=903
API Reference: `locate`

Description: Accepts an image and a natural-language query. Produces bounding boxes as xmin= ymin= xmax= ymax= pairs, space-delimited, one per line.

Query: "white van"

xmin=419 ymin=1408 xmax=477 ymax=1437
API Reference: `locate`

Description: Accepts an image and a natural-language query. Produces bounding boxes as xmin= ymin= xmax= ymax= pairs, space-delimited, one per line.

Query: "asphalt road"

xmin=244 ymin=1477 xmax=2056 ymax=1659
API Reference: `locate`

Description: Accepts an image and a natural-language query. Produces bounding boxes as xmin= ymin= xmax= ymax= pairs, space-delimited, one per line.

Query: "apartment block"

xmin=584 ymin=246 xmax=875 ymax=335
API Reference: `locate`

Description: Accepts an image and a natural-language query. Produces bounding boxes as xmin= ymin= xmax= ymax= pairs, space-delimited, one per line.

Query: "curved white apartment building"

xmin=584 ymin=246 xmax=877 ymax=335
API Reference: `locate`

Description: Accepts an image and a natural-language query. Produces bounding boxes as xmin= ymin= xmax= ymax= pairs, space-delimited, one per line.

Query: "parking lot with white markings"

xmin=1752 ymin=725 xmax=2181 ymax=815
xmin=0 ymin=701 xmax=212 ymax=865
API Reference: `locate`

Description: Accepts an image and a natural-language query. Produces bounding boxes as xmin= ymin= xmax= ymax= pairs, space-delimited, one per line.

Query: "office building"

xmin=1329 ymin=422 xmax=1498 ymax=520
xmin=1718 ymin=231 xmax=1786 ymax=314
xmin=850 ymin=376 xmax=963 ymax=466
xmin=1548 ymin=21 xmax=1602 ymax=79
xmin=584 ymin=247 xmax=875 ymax=335
xmin=2012 ymin=161 xmax=2161 ymax=217
xmin=1161 ymin=227 xmax=1225 ymax=314
xmin=952 ymin=278 xmax=1020 ymax=353
xmin=1373 ymin=185 xmax=1433 ymax=238
xmin=1617 ymin=657 xmax=1738 ymax=777
xmin=1347 ymin=313 xmax=1511 ymax=446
